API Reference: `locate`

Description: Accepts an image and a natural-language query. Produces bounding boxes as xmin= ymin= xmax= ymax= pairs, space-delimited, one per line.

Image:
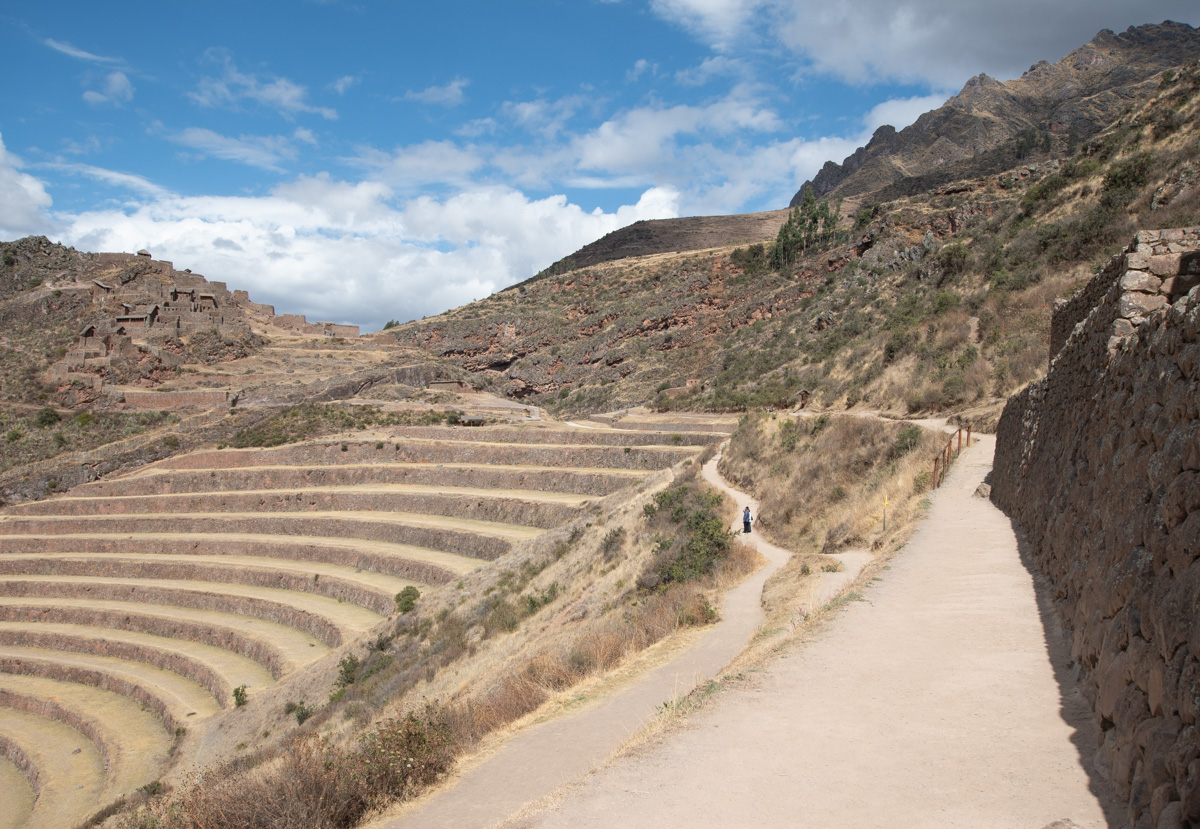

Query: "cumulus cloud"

xmin=39 ymin=176 xmax=678 ymax=331
xmin=83 ymin=71 xmax=135 ymax=106
xmin=190 ymin=50 xmax=337 ymax=120
xmin=352 ymin=140 xmax=486 ymax=189
xmin=403 ymin=78 xmax=470 ymax=107
xmin=862 ymin=93 xmax=950 ymax=132
xmin=0 ymin=134 xmax=56 ymax=238
xmin=649 ymin=0 xmax=769 ymax=52
xmin=654 ymin=0 xmax=1200 ymax=88
xmin=572 ymin=89 xmax=782 ymax=175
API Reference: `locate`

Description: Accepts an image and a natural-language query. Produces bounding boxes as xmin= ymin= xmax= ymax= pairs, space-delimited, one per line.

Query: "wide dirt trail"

xmin=374 ymin=446 xmax=868 ymax=829
xmin=517 ymin=436 xmax=1120 ymax=828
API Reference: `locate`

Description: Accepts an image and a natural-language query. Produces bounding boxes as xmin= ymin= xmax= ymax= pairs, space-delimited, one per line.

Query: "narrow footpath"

xmin=513 ymin=436 xmax=1120 ymax=828
xmin=375 ymin=447 xmax=869 ymax=829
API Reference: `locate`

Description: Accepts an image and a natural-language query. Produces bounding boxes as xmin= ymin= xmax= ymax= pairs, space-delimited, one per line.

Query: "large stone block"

xmin=1120 ymin=292 xmax=1169 ymax=319
xmin=1150 ymin=254 xmax=1183 ymax=277
xmin=1124 ymin=270 xmax=1165 ymax=292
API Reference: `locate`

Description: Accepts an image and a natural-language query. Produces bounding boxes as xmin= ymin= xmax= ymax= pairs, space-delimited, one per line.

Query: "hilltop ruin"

xmin=38 ymin=245 xmax=359 ymax=410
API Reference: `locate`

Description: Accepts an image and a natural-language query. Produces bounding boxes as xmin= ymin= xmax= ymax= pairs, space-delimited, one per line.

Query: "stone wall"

xmin=992 ymin=228 xmax=1200 ymax=829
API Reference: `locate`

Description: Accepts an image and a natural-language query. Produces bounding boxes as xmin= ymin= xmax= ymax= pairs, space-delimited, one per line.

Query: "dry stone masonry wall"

xmin=992 ymin=228 xmax=1200 ymax=829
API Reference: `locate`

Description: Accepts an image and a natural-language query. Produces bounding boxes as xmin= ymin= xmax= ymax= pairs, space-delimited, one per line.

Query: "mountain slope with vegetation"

xmin=791 ymin=21 xmax=1200 ymax=204
xmin=384 ymin=56 xmax=1200 ymax=426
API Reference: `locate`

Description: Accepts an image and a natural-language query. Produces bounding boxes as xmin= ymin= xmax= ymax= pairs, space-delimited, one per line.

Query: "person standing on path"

xmin=743 ymin=506 xmax=752 ymax=534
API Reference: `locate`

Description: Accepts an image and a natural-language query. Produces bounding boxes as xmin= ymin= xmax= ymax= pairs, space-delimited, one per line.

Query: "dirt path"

xmin=371 ymin=447 xmax=867 ymax=829
xmin=512 ymin=436 xmax=1118 ymax=829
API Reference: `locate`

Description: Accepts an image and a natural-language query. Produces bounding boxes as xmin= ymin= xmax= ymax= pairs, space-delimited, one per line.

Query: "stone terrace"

xmin=0 ymin=422 xmax=720 ymax=827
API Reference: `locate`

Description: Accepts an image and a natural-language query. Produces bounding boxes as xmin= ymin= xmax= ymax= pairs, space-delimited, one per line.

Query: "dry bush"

xmin=720 ymin=412 xmax=944 ymax=554
xmin=118 ymin=710 xmax=455 ymax=829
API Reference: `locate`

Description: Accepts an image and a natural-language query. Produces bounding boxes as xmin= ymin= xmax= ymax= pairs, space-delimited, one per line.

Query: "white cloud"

xmin=572 ymin=90 xmax=782 ymax=175
xmin=39 ymin=176 xmax=678 ymax=331
xmin=330 ymin=75 xmax=359 ymax=95
xmin=675 ymin=55 xmax=746 ymax=86
xmin=190 ymin=50 xmax=337 ymax=120
xmin=352 ymin=140 xmax=486 ymax=189
xmin=40 ymin=161 xmax=168 ymax=199
xmin=168 ymin=127 xmax=301 ymax=171
xmin=501 ymin=95 xmax=586 ymax=140
xmin=862 ymin=93 xmax=950 ymax=132
xmin=0 ymin=134 xmax=56 ymax=239
xmin=404 ymin=78 xmax=470 ymax=107
xmin=649 ymin=0 xmax=768 ymax=51
xmin=83 ymin=71 xmax=135 ymax=106
xmin=44 ymin=39 xmax=121 ymax=64
xmin=655 ymin=0 xmax=1200 ymax=88
xmin=627 ymin=59 xmax=654 ymax=82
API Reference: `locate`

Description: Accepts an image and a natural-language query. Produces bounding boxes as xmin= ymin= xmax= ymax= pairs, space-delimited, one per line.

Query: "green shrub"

xmin=394 ymin=586 xmax=420 ymax=614
xmin=34 ymin=407 xmax=60 ymax=427
xmin=284 ymin=700 xmax=314 ymax=725
xmin=891 ymin=425 xmax=923 ymax=458
xmin=937 ymin=243 xmax=969 ymax=277
xmin=233 ymin=685 xmax=248 ymax=707
xmin=337 ymin=654 xmax=360 ymax=688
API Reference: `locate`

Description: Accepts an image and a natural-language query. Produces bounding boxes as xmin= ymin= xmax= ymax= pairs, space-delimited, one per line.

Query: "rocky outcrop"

xmin=992 ymin=228 xmax=1200 ymax=828
xmin=792 ymin=22 xmax=1200 ymax=204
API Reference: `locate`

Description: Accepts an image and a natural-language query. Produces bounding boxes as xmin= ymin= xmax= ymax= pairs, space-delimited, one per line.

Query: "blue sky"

xmin=1 ymin=1 xmax=1196 ymax=331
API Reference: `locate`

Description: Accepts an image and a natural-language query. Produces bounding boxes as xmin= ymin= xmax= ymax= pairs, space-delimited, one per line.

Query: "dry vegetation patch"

xmin=718 ymin=411 xmax=946 ymax=637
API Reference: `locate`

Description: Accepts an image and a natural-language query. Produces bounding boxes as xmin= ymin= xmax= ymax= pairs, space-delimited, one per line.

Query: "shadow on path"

xmin=1012 ymin=526 xmax=1128 ymax=828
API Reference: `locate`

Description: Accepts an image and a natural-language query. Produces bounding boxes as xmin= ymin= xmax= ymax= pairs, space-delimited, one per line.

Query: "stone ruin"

xmin=45 ymin=251 xmax=360 ymax=409
xmin=992 ymin=228 xmax=1200 ymax=828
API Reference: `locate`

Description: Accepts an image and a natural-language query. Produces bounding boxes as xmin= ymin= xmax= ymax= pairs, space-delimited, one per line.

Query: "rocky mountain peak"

xmin=790 ymin=21 xmax=1200 ymax=206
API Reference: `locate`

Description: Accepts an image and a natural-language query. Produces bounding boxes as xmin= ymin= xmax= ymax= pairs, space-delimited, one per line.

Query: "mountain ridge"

xmin=790 ymin=20 xmax=1200 ymax=205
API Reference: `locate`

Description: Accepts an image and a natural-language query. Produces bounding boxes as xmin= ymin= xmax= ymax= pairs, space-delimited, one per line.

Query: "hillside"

xmin=382 ymin=56 xmax=1200 ymax=426
xmin=791 ymin=21 xmax=1200 ymax=205
xmin=530 ymin=209 xmax=789 ymax=279
xmin=0 ymin=25 xmax=1199 ymax=829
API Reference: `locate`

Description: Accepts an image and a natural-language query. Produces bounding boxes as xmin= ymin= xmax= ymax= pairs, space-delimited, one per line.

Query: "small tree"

xmin=772 ymin=190 xmax=845 ymax=270
xmin=395 ymin=586 xmax=420 ymax=613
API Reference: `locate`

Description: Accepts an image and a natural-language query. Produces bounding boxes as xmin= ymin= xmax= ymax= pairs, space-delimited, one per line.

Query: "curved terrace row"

xmin=0 ymin=422 xmax=719 ymax=827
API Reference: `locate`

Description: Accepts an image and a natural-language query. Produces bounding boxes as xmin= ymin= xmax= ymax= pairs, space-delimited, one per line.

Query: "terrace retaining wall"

xmin=992 ymin=228 xmax=1200 ymax=828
